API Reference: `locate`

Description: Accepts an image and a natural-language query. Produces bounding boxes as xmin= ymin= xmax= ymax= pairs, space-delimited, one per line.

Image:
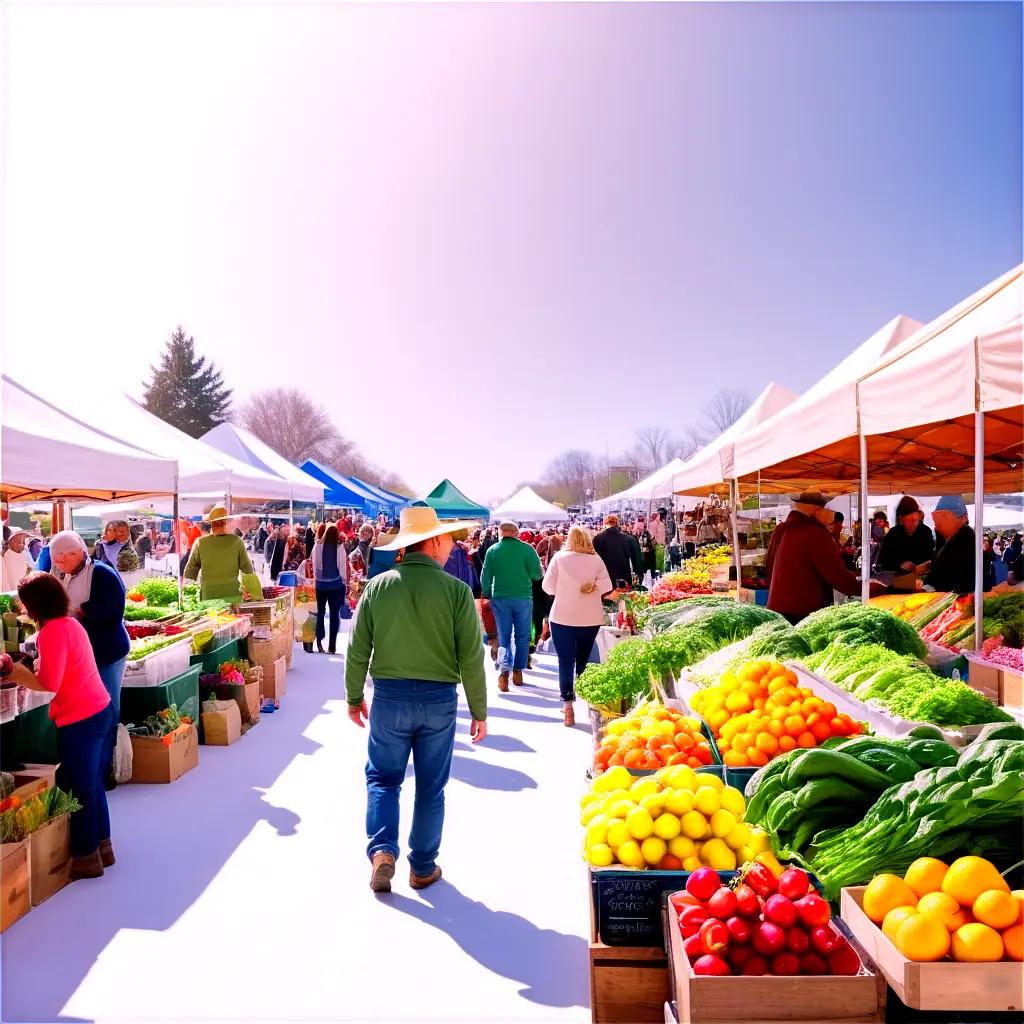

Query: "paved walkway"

xmin=2 ymin=635 xmax=594 ymax=1024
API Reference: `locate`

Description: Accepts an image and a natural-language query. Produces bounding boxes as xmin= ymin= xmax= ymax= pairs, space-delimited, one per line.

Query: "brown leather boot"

xmin=70 ymin=850 xmax=104 ymax=880
xmin=563 ymin=703 xmax=575 ymax=727
xmin=410 ymin=866 xmax=442 ymax=890
xmin=498 ymin=672 xmax=509 ymax=692
xmin=369 ymin=851 xmax=396 ymax=892
xmin=512 ymin=670 xmax=524 ymax=686
xmin=99 ymin=838 xmax=115 ymax=868
xmin=489 ymin=642 xmax=499 ymax=663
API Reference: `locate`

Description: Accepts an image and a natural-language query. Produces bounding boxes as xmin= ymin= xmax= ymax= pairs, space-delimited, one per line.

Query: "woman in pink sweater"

xmin=542 ymin=527 xmax=613 ymax=727
xmin=9 ymin=572 xmax=114 ymax=879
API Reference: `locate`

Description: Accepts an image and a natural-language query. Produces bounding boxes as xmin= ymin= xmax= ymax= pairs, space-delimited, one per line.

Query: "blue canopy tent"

xmin=299 ymin=460 xmax=382 ymax=517
xmin=350 ymin=477 xmax=408 ymax=516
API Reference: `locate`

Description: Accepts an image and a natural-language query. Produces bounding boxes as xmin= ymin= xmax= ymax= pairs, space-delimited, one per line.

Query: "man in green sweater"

xmin=480 ymin=521 xmax=543 ymax=692
xmin=346 ymin=503 xmax=487 ymax=893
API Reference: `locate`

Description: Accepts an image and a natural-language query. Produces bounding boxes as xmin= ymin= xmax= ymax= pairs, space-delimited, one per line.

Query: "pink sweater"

xmin=35 ymin=617 xmax=111 ymax=728
xmin=542 ymin=551 xmax=613 ymax=627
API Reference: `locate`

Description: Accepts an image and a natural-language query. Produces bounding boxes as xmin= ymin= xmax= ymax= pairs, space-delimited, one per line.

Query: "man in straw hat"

xmin=765 ymin=491 xmax=883 ymax=624
xmin=346 ymin=502 xmax=487 ymax=893
xmin=183 ymin=506 xmax=254 ymax=602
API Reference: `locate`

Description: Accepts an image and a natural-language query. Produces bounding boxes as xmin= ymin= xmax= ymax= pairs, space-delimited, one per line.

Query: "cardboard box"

xmin=0 ymin=839 xmax=30 ymax=932
xmin=201 ymin=700 xmax=242 ymax=746
xmin=241 ymin=680 xmax=260 ymax=721
xmin=667 ymin=897 xmax=884 ymax=1023
xmin=129 ymin=723 xmax=199 ymax=784
xmin=10 ymin=763 xmax=58 ymax=804
xmin=260 ymin=657 xmax=287 ymax=702
xmin=841 ymin=886 xmax=1022 ymax=1012
xmin=28 ymin=813 xmax=71 ymax=906
xmin=966 ymin=655 xmax=1023 ymax=709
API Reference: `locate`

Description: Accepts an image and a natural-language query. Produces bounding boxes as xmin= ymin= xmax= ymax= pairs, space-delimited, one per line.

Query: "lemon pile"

xmin=580 ymin=763 xmax=769 ymax=870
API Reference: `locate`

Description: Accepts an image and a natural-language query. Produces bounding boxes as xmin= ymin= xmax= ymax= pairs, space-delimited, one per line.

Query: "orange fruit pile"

xmin=690 ymin=660 xmax=863 ymax=767
xmin=870 ymin=856 xmax=1023 ymax=963
xmin=594 ymin=707 xmax=715 ymax=774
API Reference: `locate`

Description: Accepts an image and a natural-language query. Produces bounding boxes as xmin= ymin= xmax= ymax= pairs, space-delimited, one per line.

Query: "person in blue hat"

xmin=926 ymin=495 xmax=975 ymax=594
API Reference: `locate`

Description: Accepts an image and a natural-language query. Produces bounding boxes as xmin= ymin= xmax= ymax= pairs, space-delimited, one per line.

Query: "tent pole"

xmin=858 ymin=387 xmax=870 ymax=602
xmin=730 ymin=478 xmax=742 ymax=602
xmin=974 ymin=411 xmax=985 ymax=643
xmin=173 ymin=477 xmax=183 ymax=608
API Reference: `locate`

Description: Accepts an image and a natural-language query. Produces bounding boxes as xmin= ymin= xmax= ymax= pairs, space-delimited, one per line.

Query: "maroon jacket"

xmin=765 ymin=510 xmax=862 ymax=620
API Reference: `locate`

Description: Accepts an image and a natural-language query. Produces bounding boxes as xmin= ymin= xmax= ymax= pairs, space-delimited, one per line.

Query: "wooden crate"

xmin=590 ymin=885 xmax=669 ymax=1023
xmin=666 ymin=898 xmax=885 ymax=1024
xmin=841 ymin=886 xmax=1023 ymax=1013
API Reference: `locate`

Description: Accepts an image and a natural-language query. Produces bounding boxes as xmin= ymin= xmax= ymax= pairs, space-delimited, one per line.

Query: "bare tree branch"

xmin=702 ymin=389 xmax=750 ymax=435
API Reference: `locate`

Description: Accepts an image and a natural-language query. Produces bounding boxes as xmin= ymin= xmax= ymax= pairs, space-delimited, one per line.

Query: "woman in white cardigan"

xmin=542 ymin=526 xmax=614 ymax=727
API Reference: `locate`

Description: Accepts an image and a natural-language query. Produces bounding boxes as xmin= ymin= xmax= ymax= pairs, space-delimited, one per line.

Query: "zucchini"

xmin=902 ymin=738 xmax=958 ymax=768
xmin=745 ymin=750 xmax=800 ymax=799
xmin=784 ymin=749 xmax=892 ymax=791
xmin=908 ymin=723 xmax=947 ymax=741
xmin=967 ymin=722 xmax=1024 ymax=744
xmin=789 ymin=809 xmax=846 ymax=852
xmin=745 ymin=776 xmax=787 ymax=826
xmin=793 ymin=778 xmax=871 ymax=813
xmin=855 ymin=747 xmax=920 ymax=783
xmin=766 ymin=792 xmax=799 ymax=833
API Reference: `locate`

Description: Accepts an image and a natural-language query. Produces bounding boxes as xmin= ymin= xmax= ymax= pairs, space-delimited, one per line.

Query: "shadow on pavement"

xmin=1 ymin=661 xmax=328 ymax=1024
xmin=449 ymin=754 xmax=537 ymax=791
xmin=458 ymin=706 xmax=558 ymax=726
xmin=386 ymin=881 xmax=590 ymax=1009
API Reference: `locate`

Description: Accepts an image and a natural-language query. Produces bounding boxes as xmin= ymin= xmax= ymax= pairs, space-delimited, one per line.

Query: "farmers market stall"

xmin=575 ymin=594 xmax=1023 ymax=1022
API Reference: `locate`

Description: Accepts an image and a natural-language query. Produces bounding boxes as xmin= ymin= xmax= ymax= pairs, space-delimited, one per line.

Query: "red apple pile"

xmin=670 ymin=864 xmax=862 ymax=978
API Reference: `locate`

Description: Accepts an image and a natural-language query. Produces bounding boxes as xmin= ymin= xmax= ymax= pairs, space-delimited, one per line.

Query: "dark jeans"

xmin=315 ymin=582 xmax=345 ymax=649
xmin=490 ymin=597 xmax=532 ymax=672
xmin=365 ymin=679 xmax=458 ymax=876
xmin=57 ymin=703 xmax=115 ymax=858
xmin=97 ymin=656 xmax=126 ymax=775
xmin=531 ymin=579 xmax=552 ymax=650
xmin=549 ymin=622 xmax=601 ymax=702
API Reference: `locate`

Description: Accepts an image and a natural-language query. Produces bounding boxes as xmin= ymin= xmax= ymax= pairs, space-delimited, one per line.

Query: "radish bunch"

xmin=671 ymin=864 xmax=862 ymax=977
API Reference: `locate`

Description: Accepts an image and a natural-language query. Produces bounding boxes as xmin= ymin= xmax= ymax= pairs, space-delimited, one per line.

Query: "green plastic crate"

xmin=189 ymin=638 xmax=242 ymax=675
xmin=120 ymin=665 xmax=201 ymax=729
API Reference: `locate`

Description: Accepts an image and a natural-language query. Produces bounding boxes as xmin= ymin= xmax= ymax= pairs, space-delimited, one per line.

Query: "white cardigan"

xmin=542 ymin=550 xmax=613 ymax=627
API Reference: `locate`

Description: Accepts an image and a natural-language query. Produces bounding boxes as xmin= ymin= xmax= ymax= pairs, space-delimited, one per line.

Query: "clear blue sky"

xmin=5 ymin=2 xmax=1021 ymax=502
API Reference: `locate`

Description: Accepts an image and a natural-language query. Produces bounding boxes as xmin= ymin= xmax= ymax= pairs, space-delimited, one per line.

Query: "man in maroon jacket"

xmin=765 ymin=492 xmax=881 ymax=624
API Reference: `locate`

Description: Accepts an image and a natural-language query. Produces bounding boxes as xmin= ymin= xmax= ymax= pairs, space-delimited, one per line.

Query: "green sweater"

xmin=345 ymin=553 xmax=487 ymax=720
xmin=183 ymin=533 xmax=253 ymax=601
xmin=480 ymin=537 xmax=542 ymax=600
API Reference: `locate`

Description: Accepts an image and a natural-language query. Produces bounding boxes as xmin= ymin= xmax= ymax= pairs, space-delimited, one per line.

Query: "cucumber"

xmin=783 ymin=749 xmax=892 ymax=791
xmin=793 ymin=778 xmax=871 ymax=812
xmin=856 ymin=747 xmax=920 ymax=783
xmin=745 ymin=776 xmax=787 ymax=826
xmin=766 ymin=791 xmax=799 ymax=833
xmin=902 ymin=738 xmax=959 ymax=768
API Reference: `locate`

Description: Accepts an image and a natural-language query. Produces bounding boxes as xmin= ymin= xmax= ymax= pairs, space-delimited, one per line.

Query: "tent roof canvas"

xmin=2 ymin=375 xmax=178 ymax=502
xmin=299 ymin=460 xmax=381 ymax=515
xmin=200 ymin=423 xmax=324 ymax=502
xmin=671 ymin=381 xmax=799 ymax=496
xmin=490 ymin=486 xmax=568 ymax=522
xmin=422 ymin=479 xmax=490 ymax=519
xmin=350 ymin=477 xmax=408 ymax=513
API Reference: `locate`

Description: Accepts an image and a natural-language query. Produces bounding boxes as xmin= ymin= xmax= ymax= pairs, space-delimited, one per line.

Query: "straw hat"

xmin=203 ymin=505 xmax=231 ymax=524
xmin=375 ymin=503 xmax=479 ymax=552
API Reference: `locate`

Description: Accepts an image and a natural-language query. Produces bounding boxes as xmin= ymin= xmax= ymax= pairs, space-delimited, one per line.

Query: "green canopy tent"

xmin=422 ymin=479 xmax=490 ymax=520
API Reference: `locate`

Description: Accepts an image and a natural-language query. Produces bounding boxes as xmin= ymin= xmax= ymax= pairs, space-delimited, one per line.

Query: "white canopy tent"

xmin=490 ymin=486 xmax=568 ymax=523
xmin=1 ymin=375 xmax=178 ymax=502
xmin=591 ymin=458 xmax=692 ymax=513
xmin=200 ymin=423 xmax=324 ymax=503
xmin=728 ymin=315 xmax=923 ymax=492
xmin=670 ymin=381 xmax=799 ymax=496
xmin=57 ymin=391 xmax=299 ymax=503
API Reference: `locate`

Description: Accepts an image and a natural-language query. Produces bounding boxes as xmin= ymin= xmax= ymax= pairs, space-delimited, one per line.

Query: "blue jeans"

xmin=490 ymin=597 xmax=533 ymax=672
xmin=57 ymin=704 xmax=114 ymax=857
xmin=97 ymin=656 xmax=126 ymax=773
xmin=550 ymin=622 xmax=601 ymax=702
xmin=365 ymin=680 xmax=458 ymax=876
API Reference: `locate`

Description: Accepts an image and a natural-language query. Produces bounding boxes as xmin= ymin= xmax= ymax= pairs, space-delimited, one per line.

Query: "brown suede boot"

xmin=410 ymin=866 xmax=442 ymax=890
xmin=99 ymin=838 xmax=115 ymax=868
xmin=70 ymin=850 xmax=104 ymax=880
xmin=563 ymin=703 xmax=575 ymax=727
xmin=498 ymin=672 xmax=509 ymax=692
xmin=369 ymin=852 xmax=396 ymax=892
xmin=512 ymin=670 xmax=524 ymax=686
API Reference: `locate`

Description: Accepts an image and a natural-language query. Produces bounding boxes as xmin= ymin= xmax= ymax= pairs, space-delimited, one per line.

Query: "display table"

xmin=596 ymin=626 xmax=632 ymax=663
xmin=0 ymin=705 xmax=59 ymax=769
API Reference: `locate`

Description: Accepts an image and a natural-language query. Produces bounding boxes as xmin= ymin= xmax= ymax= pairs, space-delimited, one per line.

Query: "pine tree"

xmin=143 ymin=326 xmax=233 ymax=437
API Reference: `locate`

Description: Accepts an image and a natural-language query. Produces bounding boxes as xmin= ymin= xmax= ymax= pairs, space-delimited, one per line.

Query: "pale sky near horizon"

xmin=3 ymin=2 xmax=1020 ymax=503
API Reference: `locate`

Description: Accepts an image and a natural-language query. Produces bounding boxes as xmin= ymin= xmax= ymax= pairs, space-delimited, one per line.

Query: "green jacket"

xmin=480 ymin=537 xmax=542 ymax=600
xmin=183 ymin=533 xmax=253 ymax=601
xmin=345 ymin=553 xmax=487 ymax=720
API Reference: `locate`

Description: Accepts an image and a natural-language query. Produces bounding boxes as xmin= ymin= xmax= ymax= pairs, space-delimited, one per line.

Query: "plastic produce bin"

xmin=122 ymin=637 xmax=193 ymax=688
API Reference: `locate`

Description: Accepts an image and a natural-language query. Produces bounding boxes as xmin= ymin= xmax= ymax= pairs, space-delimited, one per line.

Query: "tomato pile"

xmin=671 ymin=863 xmax=863 ymax=977
xmin=594 ymin=706 xmax=715 ymax=774
xmin=691 ymin=661 xmax=863 ymax=767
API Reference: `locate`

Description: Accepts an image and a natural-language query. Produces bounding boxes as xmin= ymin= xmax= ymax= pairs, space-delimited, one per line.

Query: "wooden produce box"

xmin=589 ymin=882 xmax=669 ymax=1023
xmin=666 ymin=903 xmax=885 ymax=1024
xmin=0 ymin=839 xmax=30 ymax=933
xmin=129 ymin=723 xmax=199 ymax=784
xmin=965 ymin=654 xmax=1023 ymax=710
xmin=28 ymin=813 xmax=71 ymax=906
xmin=841 ymin=886 xmax=1023 ymax=1013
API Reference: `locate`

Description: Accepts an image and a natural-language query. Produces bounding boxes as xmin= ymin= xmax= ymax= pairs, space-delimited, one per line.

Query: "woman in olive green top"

xmin=183 ymin=507 xmax=254 ymax=601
